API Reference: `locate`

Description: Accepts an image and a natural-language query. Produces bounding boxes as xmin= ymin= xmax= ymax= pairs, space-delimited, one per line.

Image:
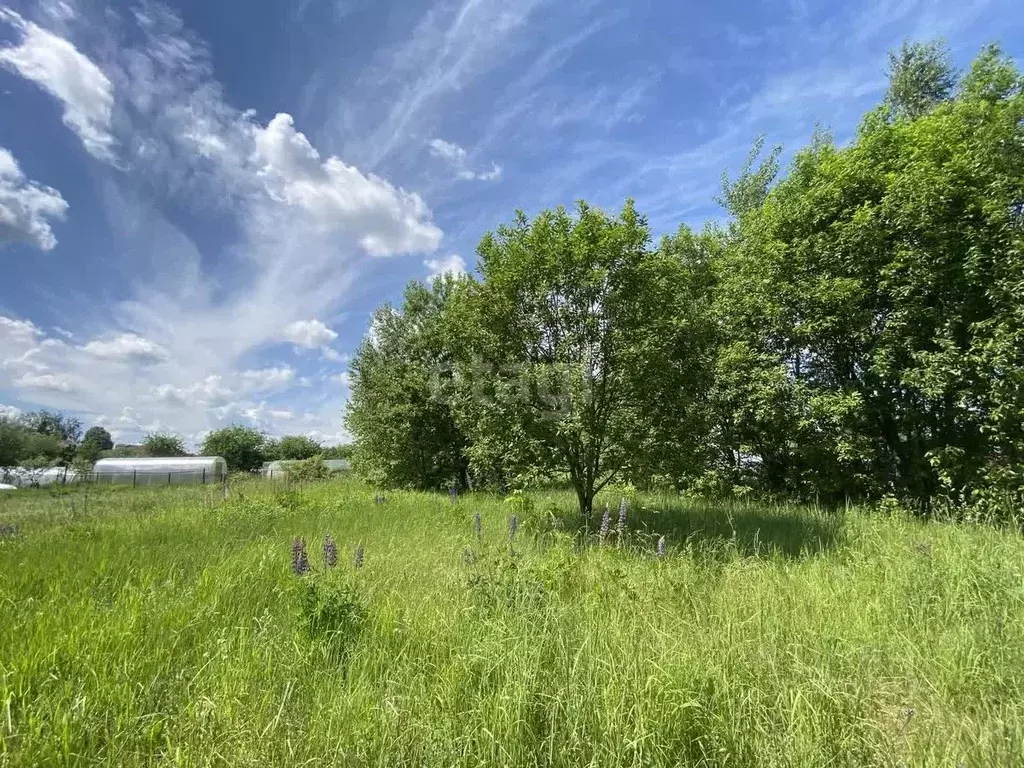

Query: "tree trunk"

xmin=575 ymin=483 xmax=594 ymax=518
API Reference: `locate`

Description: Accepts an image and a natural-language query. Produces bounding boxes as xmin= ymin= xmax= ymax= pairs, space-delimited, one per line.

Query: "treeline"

xmin=344 ymin=42 xmax=1024 ymax=518
xmin=0 ymin=414 xmax=351 ymax=472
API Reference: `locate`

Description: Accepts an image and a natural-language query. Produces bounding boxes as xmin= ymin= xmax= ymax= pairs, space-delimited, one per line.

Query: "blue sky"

xmin=0 ymin=0 xmax=1021 ymax=447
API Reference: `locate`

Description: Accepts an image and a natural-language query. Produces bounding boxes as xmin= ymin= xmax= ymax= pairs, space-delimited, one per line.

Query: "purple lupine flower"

xmin=374 ymin=492 xmax=386 ymax=505
xmin=599 ymin=504 xmax=611 ymax=539
xmin=0 ymin=523 xmax=18 ymax=539
xmin=354 ymin=543 xmax=365 ymax=569
xmin=1010 ymin=199 xmax=1024 ymax=228
xmin=657 ymin=536 xmax=666 ymax=558
xmin=323 ymin=534 xmax=337 ymax=568
xmin=462 ymin=547 xmax=476 ymax=566
xmin=473 ymin=511 xmax=482 ymax=539
xmin=509 ymin=515 xmax=518 ymax=540
xmin=617 ymin=498 xmax=627 ymax=536
xmin=449 ymin=486 xmax=458 ymax=502
xmin=291 ymin=538 xmax=309 ymax=575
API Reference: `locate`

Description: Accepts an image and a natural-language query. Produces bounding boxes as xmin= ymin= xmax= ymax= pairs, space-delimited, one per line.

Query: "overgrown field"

xmin=1 ymin=480 xmax=1022 ymax=767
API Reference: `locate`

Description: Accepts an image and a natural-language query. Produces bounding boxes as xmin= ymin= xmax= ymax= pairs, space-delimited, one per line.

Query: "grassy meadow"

xmin=1 ymin=479 xmax=1023 ymax=767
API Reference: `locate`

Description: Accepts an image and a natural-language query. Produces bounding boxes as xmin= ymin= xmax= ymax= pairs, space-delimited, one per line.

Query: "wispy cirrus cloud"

xmin=0 ymin=2 xmax=444 ymax=444
xmin=0 ymin=7 xmax=116 ymax=160
xmin=429 ymin=138 xmax=502 ymax=181
xmin=1 ymin=0 xmax=1020 ymax=448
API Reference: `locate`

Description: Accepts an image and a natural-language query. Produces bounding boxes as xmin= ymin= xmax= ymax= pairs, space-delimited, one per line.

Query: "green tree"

xmin=321 ymin=443 xmax=354 ymax=460
xmin=714 ymin=43 xmax=1024 ymax=510
xmin=345 ymin=276 xmax=470 ymax=490
xmin=449 ymin=200 xmax=715 ymax=514
xmin=201 ymin=425 xmax=267 ymax=472
xmin=274 ymin=435 xmax=323 ymax=461
xmin=885 ymin=39 xmax=957 ymax=120
xmin=77 ymin=426 xmax=114 ymax=464
xmin=20 ymin=410 xmax=82 ymax=444
xmin=0 ymin=417 xmax=26 ymax=468
xmin=82 ymin=426 xmax=114 ymax=452
xmin=143 ymin=432 xmax=187 ymax=457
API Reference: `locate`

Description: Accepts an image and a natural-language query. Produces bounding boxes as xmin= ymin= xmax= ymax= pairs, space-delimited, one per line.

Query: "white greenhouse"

xmin=262 ymin=458 xmax=351 ymax=480
xmin=0 ymin=483 xmax=16 ymax=491
xmin=91 ymin=457 xmax=228 ymax=486
xmin=0 ymin=467 xmax=80 ymax=488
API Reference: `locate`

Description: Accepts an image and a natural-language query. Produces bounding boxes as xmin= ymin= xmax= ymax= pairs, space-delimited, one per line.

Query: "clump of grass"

xmin=0 ymin=478 xmax=1022 ymax=766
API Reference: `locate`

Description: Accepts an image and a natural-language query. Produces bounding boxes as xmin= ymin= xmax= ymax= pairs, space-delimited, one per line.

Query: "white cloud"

xmin=242 ymin=401 xmax=295 ymax=425
xmin=283 ymin=319 xmax=338 ymax=348
xmin=456 ymin=162 xmax=503 ymax=182
xmin=0 ymin=315 xmax=42 ymax=349
xmin=0 ymin=404 xmax=21 ymax=419
xmin=424 ymin=253 xmax=467 ymax=280
xmin=240 ymin=366 xmax=295 ymax=391
xmin=331 ymin=372 xmax=350 ymax=387
xmin=0 ymin=8 xmax=437 ymax=443
xmin=430 ymin=137 xmax=502 ymax=182
xmin=428 ymin=138 xmax=468 ymax=164
xmin=320 ymin=347 xmax=345 ymax=362
xmin=82 ymin=333 xmax=169 ymax=364
xmin=14 ymin=372 xmax=73 ymax=392
xmin=0 ymin=9 xmax=115 ymax=160
xmin=0 ymin=146 xmax=68 ymax=250
xmin=252 ymin=113 xmax=442 ymax=255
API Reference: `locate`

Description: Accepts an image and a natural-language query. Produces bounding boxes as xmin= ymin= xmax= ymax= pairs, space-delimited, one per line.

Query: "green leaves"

xmin=714 ymin=42 xmax=1024 ymax=512
xmin=450 ymin=201 xmax=716 ymax=512
xmin=344 ymin=277 xmax=470 ymax=491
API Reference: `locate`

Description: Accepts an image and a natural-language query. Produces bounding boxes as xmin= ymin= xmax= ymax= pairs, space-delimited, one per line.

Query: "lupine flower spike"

xmin=449 ymin=486 xmax=458 ymax=502
xmin=657 ymin=536 xmax=666 ymax=559
xmin=599 ymin=504 xmax=611 ymax=540
xmin=291 ymin=538 xmax=309 ymax=575
xmin=354 ymin=543 xmax=365 ymax=569
xmin=509 ymin=515 xmax=518 ymax=540
xmin=473 ymin=511 xmax=482 ymax=539
xmin=617 ymin=498 xmax=627 ymax=537
xmin=323 ymin=534 xmax=337 ymax=568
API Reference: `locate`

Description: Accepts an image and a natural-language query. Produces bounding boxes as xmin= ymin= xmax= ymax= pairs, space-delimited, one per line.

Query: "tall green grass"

xmin=1 ymin=480 xmax=1022 ymax=766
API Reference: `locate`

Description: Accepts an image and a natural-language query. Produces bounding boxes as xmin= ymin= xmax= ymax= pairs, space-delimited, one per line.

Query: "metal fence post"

xmin=133 ymin=469 xmax=137 ymax=488
xmin=202 ymin=468 xmax=206 ymax=484
xmin=168 ymin=471 xmax=171 ymax=486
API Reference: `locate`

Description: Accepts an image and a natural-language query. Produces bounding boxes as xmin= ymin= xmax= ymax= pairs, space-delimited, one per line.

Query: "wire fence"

xmin=2 ymin=466 xmax=350 ymax=489
xmin=1 ymin=468 xmax=228 ymax=489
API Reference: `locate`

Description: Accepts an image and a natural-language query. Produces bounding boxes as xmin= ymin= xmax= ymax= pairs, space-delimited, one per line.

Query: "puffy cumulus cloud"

xmin=0 ymin=315 xmax=43 ymax=349
xmin=81 ymin=333 xmax=169 ymax=364
xmin=283 ymin=319 xmax=338 ymax=348
xmin=253 ymin=113 xmax=442 ymax=255
xmin=13 ymin=371 xmax=74 ymax=392
xmin=0 ymin=9 xmax=115 ymax=160
xmin=0 ymin=147 xmax=69 ymax=251
xmin=242 ymin=401 xmax=295 ymax=425
xmin=0 ymin=403 xmax=22 ymax=418
xmin=240 ymin=366 xmax=295 ymax=391
xmin=424 ymin=253 xmax=467 ymax=280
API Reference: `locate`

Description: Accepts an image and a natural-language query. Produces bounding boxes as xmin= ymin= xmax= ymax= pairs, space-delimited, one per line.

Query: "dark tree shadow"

xmin=559 ymin=499 xmax=845 ymax=559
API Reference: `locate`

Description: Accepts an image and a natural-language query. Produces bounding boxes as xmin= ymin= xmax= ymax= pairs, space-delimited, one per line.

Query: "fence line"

xmin=0 ymin=468 xmax=228 ymax=488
